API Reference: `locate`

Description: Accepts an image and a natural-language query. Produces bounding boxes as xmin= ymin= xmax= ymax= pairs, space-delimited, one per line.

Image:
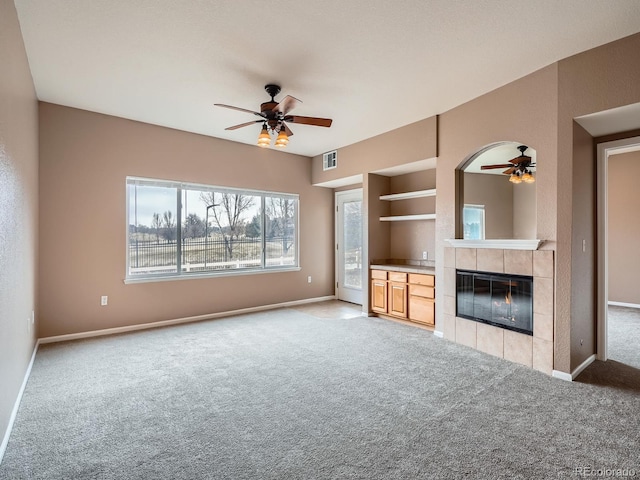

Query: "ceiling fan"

xmin=214 ymin=84 xmax=333 ymax=148
xmin=480 ymin=145 xmax=536 ymax=183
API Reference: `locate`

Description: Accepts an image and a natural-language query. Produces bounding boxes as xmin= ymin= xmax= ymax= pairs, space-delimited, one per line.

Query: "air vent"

xmin=323 ymin=150 xmax=337 ymax=171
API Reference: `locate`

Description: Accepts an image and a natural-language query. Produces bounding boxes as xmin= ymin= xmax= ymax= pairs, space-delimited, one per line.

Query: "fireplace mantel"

xmin=445 ymin=239 xmax=543 ymax=250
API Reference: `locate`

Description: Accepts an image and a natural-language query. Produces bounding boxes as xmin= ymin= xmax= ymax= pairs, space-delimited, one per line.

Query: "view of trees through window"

xmin=463 ymin=205 xmax=485 ymax=240
xmin=127 ymin=178 xmax=298 ymax=278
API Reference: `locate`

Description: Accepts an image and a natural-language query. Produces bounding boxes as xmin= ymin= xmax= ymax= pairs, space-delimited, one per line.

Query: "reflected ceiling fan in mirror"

xmin=214 ymin=84 xmax=333 ymax=149
xmin=480 ymin=145 xmax=536 ymax=184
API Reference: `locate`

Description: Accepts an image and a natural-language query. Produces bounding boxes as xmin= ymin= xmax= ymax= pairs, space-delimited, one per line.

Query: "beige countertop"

xmin=370 ymin=264 xmax=435 ymax=275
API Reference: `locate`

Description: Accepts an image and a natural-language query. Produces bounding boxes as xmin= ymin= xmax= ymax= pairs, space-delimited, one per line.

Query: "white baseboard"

xmin=38 ymin=295 xmax=336 ymax=345
xmin=608 ymin=301 xmax=640 ymax=309
xmin=552 ymin=370 xmax=573 ymax=381
xmin=552 ymin=354 xmax=596 ymax=382
xmin=433 ymin=330 xmax=444 ymax=338
xmin=0 ymin=340 xmax=39 ymax=466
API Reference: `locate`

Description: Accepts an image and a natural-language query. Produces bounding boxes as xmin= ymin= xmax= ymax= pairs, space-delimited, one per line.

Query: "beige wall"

xmin=389 ymin=170 xmax=436 ymax=260
xmin=513 ymin=181 xmax=536 ymax=240
xmin=38 ymin=103 xmax=334 ymax=338
xmin=312 ymin=117 xmax=437 ymax=185
xmin=557 ymin=32 xmax=640 ymax=371
xmin=0 ymin=0 xmax=39 ymax=451
xmin=569 ymin=122 xmax=596 ymax=368
xmin=436 ymin=63 xmax=559 ymax=360
xmin=462 ymin=173 xmax=513 ymax=239
xmin=608 ymin=150 xmax=640 ymax=305
xmin=363 ymin=174 xmax=390 ymax=312
xmin=435 ymin=31 xmax=640 ymax=374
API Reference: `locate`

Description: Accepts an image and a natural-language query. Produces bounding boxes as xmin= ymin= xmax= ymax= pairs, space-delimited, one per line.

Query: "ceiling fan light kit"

xmin=257 ymin=124 xmax=271 ymax=147
xmin=214 ymin=84 xmax=333 ymax=149
xmin=275 ymin=129 xmax=289 ymax=148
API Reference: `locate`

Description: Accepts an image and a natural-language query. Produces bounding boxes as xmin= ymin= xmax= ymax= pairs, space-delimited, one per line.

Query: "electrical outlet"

xmin=582 ymin=239 xmax=586 ymax=252
xmin=101 ymin=295 xmax=108 ymax=306
xmin=422 ymin=251 xmax=428 ymax=260
xmin=307 ymin=276 xmax=312 ymax=284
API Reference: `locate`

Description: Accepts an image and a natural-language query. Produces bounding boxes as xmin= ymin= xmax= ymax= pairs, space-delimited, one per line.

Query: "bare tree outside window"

xmin=162 ymin=210 xmax=176 ymax=242
xmin=199 ymin=192 xmax=255 ymax=260
xmin=183 ymin=213 xmax=205 ymax=239
xmin=266 ymin=196 xmax=295 ymax=254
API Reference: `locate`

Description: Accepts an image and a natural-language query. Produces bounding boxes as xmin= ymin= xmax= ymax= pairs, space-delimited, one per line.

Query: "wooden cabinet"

xmin=371 ymin=270 xmax=388 ymax=313
xmin=371 ymin=269 xmax=435 ymax=327
xmin=408 ymin=273 xmax=435 ymax=325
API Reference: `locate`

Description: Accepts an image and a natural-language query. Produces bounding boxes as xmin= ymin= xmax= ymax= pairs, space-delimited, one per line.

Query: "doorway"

xmin=335 ymin=189 xmax=363 ymax=305
xmin=596 ymin=135 xmax=640 ymax=364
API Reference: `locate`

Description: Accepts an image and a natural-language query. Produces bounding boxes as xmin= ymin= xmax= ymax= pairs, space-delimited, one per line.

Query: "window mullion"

xmin=176 ymin=187 xmax=182 ymax=274
xmin=261 ymin=194 xmax=266 ymax=268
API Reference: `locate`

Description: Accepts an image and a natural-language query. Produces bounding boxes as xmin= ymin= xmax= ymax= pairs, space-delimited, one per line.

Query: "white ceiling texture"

xmin=14 ymin=0 xmax=640 ymax=157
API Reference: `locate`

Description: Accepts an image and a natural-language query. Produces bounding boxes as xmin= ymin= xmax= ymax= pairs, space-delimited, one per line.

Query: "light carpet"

xmin=1 ymin=307 xmax=639 ymax=479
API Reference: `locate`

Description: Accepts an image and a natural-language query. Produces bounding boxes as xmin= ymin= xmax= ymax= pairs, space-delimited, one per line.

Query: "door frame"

xmin=596 ymin=135 xmax=640 ymax=361
xmin=335 ymin=188 xmax=364 ymax=304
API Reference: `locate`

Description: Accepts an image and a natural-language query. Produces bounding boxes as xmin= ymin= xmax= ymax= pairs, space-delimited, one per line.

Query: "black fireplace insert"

xmin=456 ymin=270 xmax=533 ymax=335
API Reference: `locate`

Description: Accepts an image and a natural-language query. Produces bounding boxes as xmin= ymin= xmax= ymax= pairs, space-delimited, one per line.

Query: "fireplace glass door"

xmin=456 ymin=270 xmax=533 ymax=335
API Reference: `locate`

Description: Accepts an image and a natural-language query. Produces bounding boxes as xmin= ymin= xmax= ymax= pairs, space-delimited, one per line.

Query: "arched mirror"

xmin=459 ymin=142 xmax=537 ymax=240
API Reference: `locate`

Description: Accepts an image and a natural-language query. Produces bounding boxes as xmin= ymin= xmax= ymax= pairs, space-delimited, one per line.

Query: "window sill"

xmin=124 ymin=266 xmax=302 ymax=284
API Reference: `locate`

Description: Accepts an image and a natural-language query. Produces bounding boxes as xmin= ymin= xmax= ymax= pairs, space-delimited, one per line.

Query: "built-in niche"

xmin=457 ymin=142 xmax=537 ymax=240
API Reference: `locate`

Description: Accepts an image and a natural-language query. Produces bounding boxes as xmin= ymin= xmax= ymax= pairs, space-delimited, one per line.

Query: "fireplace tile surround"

xmin=442 ymin=248 xmax=554 ymax=375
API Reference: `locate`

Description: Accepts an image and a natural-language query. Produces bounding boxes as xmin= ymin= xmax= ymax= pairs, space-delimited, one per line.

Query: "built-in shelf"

xmin=445 ymin=239 xmax=543 ymax=250
xmin=379 ymin=189 xmax=436 ymax=201
xmin=380 ymin=214 xmax=436 ymax=222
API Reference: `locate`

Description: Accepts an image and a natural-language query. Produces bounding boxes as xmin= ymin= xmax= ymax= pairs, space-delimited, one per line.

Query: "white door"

xmin=336 ymin=189 xmax=363 ymax=305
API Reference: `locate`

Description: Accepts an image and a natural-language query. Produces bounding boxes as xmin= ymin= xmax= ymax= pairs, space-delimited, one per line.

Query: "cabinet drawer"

xmin=409 ymin=273 xmax=435 ymax=286
xmin=388 ymin=272 xmax=407 ymax=283
xmin=371 ymin=269 xmax=388 ymax=280
xmin=409 ymin=284 xmax=435 ymax=299
xmin=409 ymin=296 xmax=435 ymax=325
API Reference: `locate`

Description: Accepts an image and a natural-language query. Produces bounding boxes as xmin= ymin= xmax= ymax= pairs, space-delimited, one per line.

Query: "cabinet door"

xmin=388 ymin=282 xmax=408 ymax=318
xmin=371 ymin=280 xmax=388 ymax=313
xmin=409 ymin=296 xmax=435 ymax=325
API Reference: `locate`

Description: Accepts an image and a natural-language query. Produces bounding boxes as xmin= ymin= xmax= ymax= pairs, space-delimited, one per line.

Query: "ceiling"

xmin=14 ymin=0 xmax=640 ymax=158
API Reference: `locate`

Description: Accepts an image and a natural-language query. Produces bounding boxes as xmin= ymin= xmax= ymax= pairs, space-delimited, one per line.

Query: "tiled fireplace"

xmin=442 ymin=247 xmax=554 ymax=375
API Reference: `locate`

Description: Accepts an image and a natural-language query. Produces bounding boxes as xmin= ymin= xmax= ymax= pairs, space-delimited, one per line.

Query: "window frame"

xmin=125 ymin=176 xmax=300 ymax=283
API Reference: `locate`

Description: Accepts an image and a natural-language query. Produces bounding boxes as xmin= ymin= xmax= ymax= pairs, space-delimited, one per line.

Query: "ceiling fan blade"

xmin=283 ymin=123 xmax=294 ymax=137
xmin=503 ymin=167 xmax=517 ymax=175
xmin=214 ymin=104 xmax=265 ymax=118
xmin=273 ymin=95 xmax=301 ymax=115
xmin=225 ymin=120 xmax=263 ymax=131
xmin=284 ymin=115 xmax=333 ymax=127
xmin=509 ymin=155 xmax=532 ymax=164
xmin=480 ymin=164 xmax=513 ymax=170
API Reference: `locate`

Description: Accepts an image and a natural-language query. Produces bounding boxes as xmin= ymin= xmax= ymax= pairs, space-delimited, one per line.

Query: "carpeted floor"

xmin=1 ymin=303 xmax=639 ymax=479
xmin=607 ymin=306 xmax=640 ymax=369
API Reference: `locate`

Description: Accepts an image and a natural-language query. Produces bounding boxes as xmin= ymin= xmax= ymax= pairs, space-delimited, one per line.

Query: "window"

xmin=127 ymin=177 xmax=299 ymax=280
xmin=463 ymin=205 xmax=485 ymax=240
